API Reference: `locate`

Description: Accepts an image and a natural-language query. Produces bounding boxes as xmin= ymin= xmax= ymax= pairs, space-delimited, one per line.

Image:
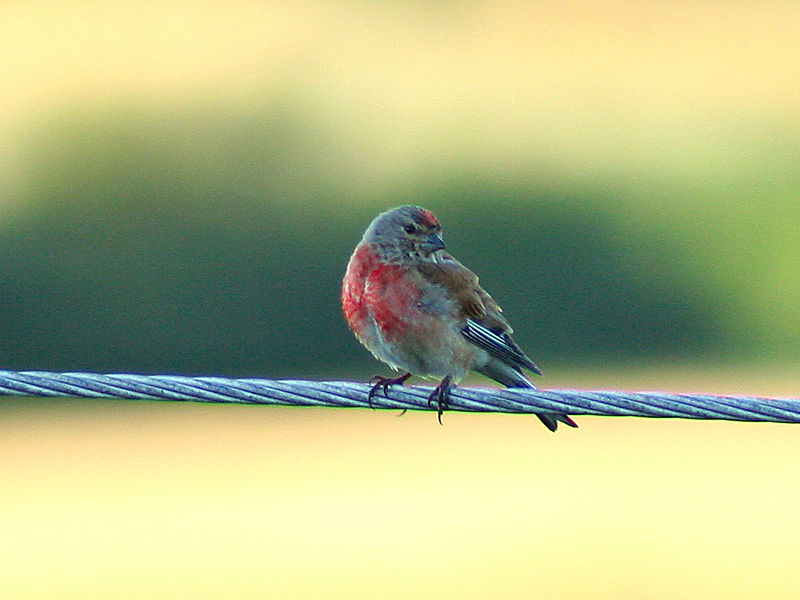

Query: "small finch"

xmin=341 ymin=205 xmax=577 ymax=432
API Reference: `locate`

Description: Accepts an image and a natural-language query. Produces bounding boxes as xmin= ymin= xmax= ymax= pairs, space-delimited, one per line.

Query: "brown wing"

xmin=417 ymin=255 xmax=540 ymax=374
xmin=417 ymin=254 xmax=510 ymax=332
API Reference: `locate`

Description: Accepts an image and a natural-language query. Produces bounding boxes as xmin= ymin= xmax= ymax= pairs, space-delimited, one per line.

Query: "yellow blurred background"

xmin=2 ymin=1 xmax=800 ymax=598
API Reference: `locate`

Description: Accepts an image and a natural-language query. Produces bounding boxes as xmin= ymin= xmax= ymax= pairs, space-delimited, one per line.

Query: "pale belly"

xmin=358 ymin=307 xmax=487 ymax=382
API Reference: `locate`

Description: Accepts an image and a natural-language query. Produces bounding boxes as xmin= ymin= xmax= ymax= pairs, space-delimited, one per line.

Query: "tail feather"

xmin=475 ymin=361 xmax=578 ymax=432
xmin=536 ymin=412 xmax=579 ymax=432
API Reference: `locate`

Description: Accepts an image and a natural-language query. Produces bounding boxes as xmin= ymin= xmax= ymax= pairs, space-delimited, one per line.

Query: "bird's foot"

xmin=427 ymin=375 xmax=453 ymax=426
xmin=367 ymin=372 xmax=412 ymax=408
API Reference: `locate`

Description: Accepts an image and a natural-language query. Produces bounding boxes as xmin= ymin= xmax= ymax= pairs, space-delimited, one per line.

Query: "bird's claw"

xmin=366 ymin=373 xmax=452 ymax=425
xmin=427 ymin=375 xmax=453 ymax=425
xmin=367 ymin=372 xmax=412 ymax=408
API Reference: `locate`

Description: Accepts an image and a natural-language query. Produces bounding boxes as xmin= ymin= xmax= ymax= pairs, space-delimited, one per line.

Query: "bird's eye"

xmin=404 ymin=224 xmax=417 ymax=234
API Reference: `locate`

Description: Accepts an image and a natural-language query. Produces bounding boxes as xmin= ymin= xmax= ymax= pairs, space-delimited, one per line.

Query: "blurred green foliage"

xmin=1 ymin=104 xmax=797 ymax=377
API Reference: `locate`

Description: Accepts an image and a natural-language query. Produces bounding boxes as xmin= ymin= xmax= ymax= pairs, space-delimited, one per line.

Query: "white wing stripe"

xmin=462 ymin=319 xmax=538 ymax=372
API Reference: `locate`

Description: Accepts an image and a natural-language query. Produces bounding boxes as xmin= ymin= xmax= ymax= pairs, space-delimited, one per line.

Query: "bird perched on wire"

xmin=341 ymin=205 xmax=577 ymax=432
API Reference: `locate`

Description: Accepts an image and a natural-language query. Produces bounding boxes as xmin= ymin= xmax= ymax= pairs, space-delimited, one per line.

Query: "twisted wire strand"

xmin=0 ymin=370 xmax=799 ymax=423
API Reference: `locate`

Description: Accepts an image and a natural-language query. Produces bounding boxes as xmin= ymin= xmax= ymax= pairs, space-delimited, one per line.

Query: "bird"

xmin=341 ymin=205 xmax=577 ymax=431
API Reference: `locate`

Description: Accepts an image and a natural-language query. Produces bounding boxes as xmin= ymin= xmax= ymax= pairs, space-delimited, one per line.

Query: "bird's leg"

xmin=368 ymin=372 xmax=412 ymax=408
xmin=427 ymin=375 xmax=453 ymax=426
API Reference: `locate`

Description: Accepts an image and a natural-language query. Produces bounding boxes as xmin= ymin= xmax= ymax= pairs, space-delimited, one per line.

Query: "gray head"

xmin=362 ymin=205 xmax=446 ymax=261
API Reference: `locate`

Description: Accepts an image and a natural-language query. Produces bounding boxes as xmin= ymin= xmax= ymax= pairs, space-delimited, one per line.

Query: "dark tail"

xmin=475 ymin=362 xmax=578 ymax=432
xmin=535 ymin=411 xmax=579 ymax=433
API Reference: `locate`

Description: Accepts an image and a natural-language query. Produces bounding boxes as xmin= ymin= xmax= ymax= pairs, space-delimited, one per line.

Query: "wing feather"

xmin=417 ymin=256 xmax=541 ymax=375
xmin=462 ymin=319 xmax=542 ymax=375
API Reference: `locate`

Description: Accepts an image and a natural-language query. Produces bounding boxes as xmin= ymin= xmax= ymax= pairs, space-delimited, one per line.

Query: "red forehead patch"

xmin=417 ymin=208 xmax=440 ymax=228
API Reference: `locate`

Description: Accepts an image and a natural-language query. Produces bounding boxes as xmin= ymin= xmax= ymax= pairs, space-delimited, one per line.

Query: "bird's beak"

xmin=422 ymin=232 xmax=446 ymax=254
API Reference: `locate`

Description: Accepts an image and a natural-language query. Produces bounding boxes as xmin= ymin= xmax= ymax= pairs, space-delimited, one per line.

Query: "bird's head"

xmin=362 ymin=205 xmax=446 ymax=262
